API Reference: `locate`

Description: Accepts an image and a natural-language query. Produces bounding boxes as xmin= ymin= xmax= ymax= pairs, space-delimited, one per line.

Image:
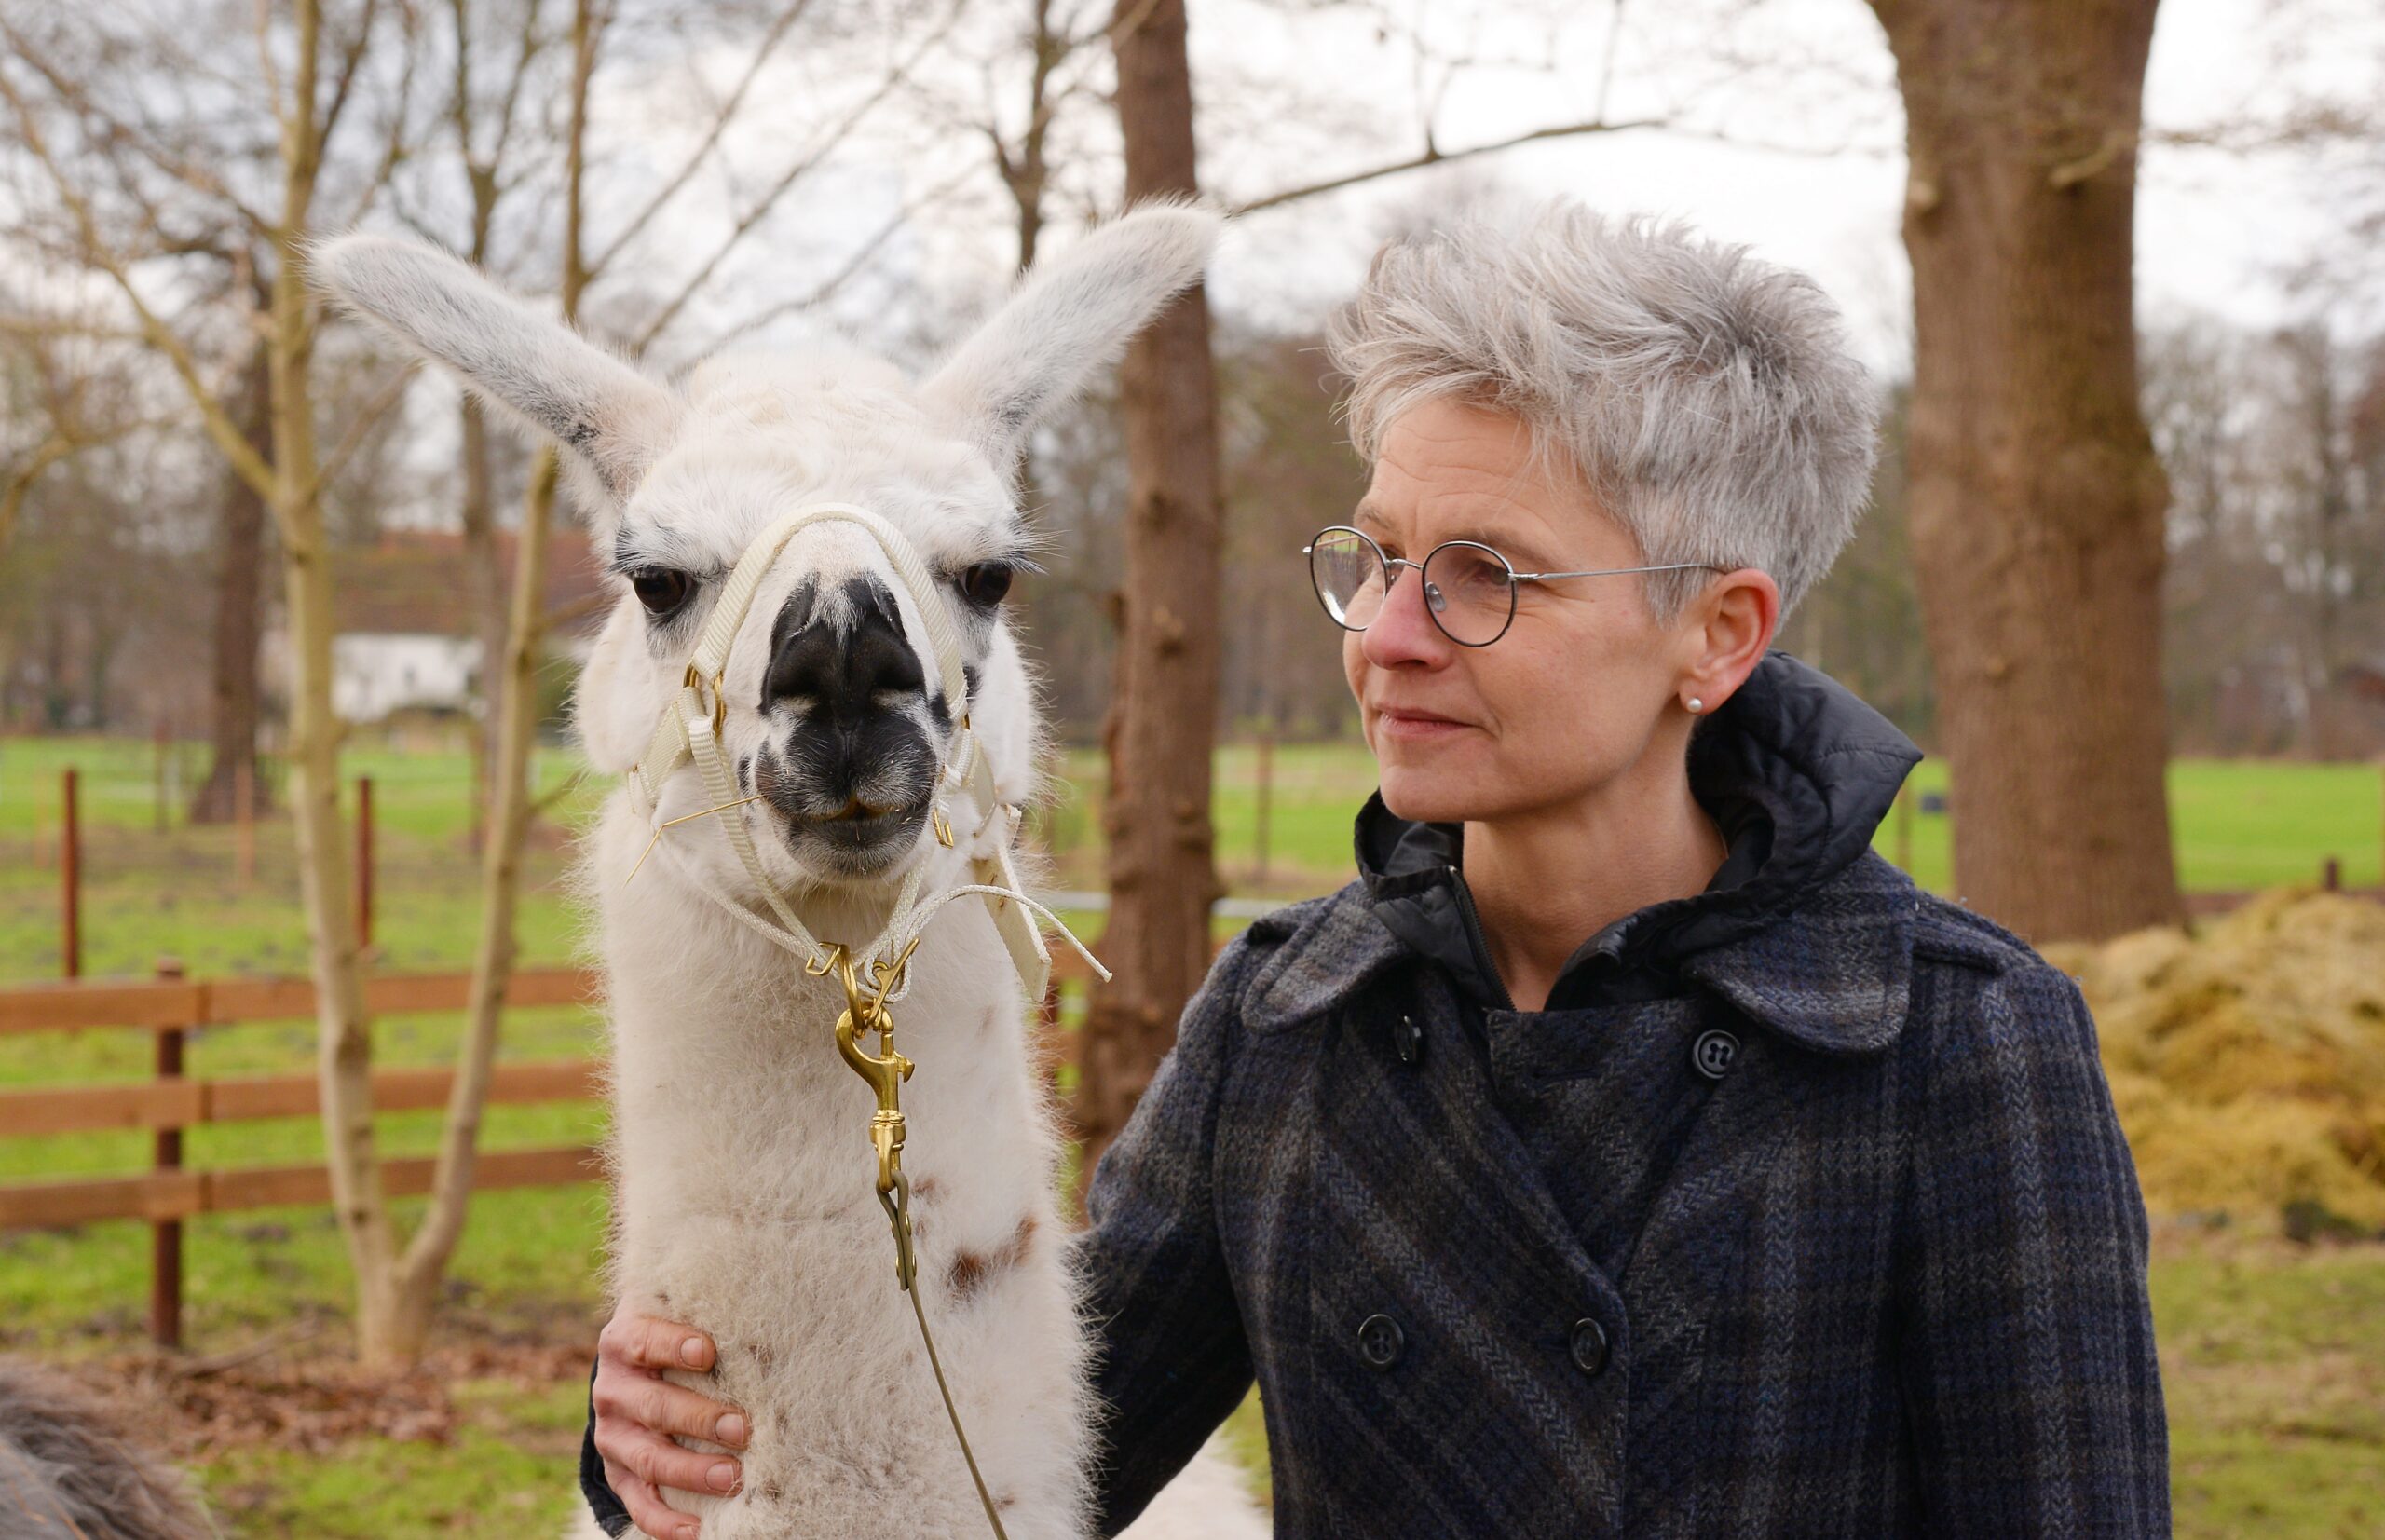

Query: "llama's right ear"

xmin=312 ymin=235 xmax=676 ymax=514
xmin=920 ymin=201 xmax=1222 ymax=467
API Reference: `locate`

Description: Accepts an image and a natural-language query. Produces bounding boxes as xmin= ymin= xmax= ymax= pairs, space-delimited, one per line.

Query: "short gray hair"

xmin=1327 ymin=204 xmax=1878 ymax=622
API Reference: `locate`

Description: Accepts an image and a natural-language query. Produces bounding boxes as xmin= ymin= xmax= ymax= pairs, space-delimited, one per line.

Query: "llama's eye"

xmin=629 ymin=567 xmax=694 ymax=617
xmin=956 ymin=562 xmax=1014 ymax=607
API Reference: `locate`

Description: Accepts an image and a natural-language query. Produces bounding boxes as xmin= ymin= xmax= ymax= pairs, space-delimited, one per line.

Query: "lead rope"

xmin=824 ymin=943 xmax=1011 ymax=1539
xmin=618 ymin=501 xmax=1108 ymax=1539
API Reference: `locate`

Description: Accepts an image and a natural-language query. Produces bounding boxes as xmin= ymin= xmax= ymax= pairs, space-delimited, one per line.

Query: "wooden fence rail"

xmin=0 ymin=951 xmax=1110 ymax=1345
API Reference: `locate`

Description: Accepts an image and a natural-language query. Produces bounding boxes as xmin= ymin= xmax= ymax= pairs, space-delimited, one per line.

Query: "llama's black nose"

xmin=762 ymin=575 xmax=926 ymax=720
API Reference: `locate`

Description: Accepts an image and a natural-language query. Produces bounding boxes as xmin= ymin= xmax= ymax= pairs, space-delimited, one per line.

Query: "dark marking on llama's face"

xmin=751 ymin=573 xmax=939 ymax=878
xmin=946 ymin=1213 xmax=1037 ymax=1304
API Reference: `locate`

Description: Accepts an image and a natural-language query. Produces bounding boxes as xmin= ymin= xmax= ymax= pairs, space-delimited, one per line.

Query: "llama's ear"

xmin=312 ymin=234 xmax=676 ymax=511
xmin=920 ymin=201 xmax=1222 ymax=466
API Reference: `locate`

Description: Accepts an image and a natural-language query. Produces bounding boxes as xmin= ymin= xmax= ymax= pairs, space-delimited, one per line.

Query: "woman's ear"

xmin=1681 ymin=568 xmax=1780 ymax=711
xmin=919 ymin=201 xmax=1221 ymax=468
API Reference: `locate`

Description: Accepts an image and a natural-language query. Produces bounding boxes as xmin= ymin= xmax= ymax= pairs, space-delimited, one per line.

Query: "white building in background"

xmin=264 ymin=529 xmax=611 ymax=729
xmin=333 ymin=633 xmax=483 ymax=722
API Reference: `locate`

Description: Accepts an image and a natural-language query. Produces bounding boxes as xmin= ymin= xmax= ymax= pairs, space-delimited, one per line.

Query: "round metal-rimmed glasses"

xmin=1303 ymin=525 xmax=1726 ymax=647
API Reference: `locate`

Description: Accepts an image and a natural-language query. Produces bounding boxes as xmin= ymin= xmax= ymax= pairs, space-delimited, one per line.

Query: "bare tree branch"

xmin=682 ymin=160 xmax=979 ymax=360
xmin=0 ymin=67 xmax=278 ymax=499
xmin=626 ymin=0 xmax=968 ymax=352
xmin=1230 ymin=116 xmax=1666 ymax=215
xmin=317 ymin=0 xmax=388 ymax=151
xmin=306 ymin=359 xmax=419 ymax=503
xmin=0 ymin=17 xmax=279 ymax=240
xmin=585 ymin=0 xmax=817 ymax=281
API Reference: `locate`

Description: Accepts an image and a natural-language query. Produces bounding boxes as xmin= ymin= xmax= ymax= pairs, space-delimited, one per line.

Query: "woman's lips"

xmin=1374 ymin=706 xmax=1472 ymax=743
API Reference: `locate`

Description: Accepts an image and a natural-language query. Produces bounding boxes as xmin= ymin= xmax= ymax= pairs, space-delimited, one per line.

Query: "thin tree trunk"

xmin=460 ymin=395 xmax=506 ymax=847
xmin=389 ymin=448 xmax=560 ymax=1357
xmin=457 ymin=19 xmax=509 ymax=850
xmin=381 ymin=0 xmax=594 ymax=1366
xmin=190 ymin=343 xmax=275 ymax=825
xmin=262 ymin=0 xmax=404 ymax=1364
xmin=1074 ymin=0 xmax=1223 ymax=1182
xmin=1873 ymin=0 xmax=2185 ymax=943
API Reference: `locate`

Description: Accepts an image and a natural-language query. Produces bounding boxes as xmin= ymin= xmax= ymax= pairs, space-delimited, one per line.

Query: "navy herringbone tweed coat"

xmin=1080 ymin=657 xmax=2168 ymax=1538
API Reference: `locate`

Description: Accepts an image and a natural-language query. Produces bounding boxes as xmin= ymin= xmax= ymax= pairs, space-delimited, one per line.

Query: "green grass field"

xmin=2 ymin=732 xmax=2382 ymax=1536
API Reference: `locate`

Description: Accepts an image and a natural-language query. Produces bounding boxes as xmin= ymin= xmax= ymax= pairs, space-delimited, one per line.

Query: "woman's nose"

xmin=1360 ymin=562 xmax=1451 ymax=667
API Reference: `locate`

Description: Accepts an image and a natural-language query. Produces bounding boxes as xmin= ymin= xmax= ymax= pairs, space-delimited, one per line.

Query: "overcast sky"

xmin=1183 ymin=0 xmax=2382 ymax=372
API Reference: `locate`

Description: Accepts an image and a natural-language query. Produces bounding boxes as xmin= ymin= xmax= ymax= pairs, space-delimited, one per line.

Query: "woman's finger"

xmin=593 ymin=1366 xmax=747 ymax=1449
xmin=600 ymin=1309 xmax=717 ymax=1372
xmin=595 ymin=1418 xmax=743 ymax=1505
xmin=605 ymin=1457 xmax=701 ymax=1540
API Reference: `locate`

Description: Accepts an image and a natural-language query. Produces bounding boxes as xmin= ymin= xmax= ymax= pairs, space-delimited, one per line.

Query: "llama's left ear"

xmin=920 ymin=201 xmax=1223 ymax=467
xmin=312 ymin=234 xmax=677 ymax=523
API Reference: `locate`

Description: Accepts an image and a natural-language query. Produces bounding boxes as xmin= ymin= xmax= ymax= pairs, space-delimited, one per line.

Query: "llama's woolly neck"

xmin=587 ymin=792 xmax=1092 ymax=1538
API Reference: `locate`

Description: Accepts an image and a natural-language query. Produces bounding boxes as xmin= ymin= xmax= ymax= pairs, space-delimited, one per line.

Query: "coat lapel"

xmin=1678 ymin=848 xmax=1919 ymax=1056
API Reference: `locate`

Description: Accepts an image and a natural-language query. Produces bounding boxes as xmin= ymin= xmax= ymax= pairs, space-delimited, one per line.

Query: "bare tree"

xmin=1072 ymin=0 xmax=1225 ymax=1179
xmin=384 ymin=0 xmax=599 ymax=1364
xmin=187 ymin=337 xmax=277 ymax=821
xmin=1865 ymin=0 xmax=2185 ymax=943
xmin=0 ymin=0 xmax=438 ymax=1361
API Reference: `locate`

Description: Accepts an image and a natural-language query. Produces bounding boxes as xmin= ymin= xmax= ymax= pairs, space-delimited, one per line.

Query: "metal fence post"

xmin=354 ymin=775 xmax=375 ymax=950
xmin=61 ymin=768 xmax=80 ymax=979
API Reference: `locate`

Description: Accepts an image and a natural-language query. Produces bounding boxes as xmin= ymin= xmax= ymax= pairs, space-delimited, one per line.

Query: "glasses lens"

xmin=1310 ymin=528 xmax=1386 ymax=631
xmin=1421 ymin=543 xmax=1516 ymax=645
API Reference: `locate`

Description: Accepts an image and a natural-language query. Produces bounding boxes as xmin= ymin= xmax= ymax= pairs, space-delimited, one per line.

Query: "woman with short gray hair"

xmin=586 ymin=203 xmax=2168 ymax=1538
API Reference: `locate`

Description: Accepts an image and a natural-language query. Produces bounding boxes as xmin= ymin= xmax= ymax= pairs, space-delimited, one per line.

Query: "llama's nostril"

xmin=763 ymin=575 xmax=927 ymax=719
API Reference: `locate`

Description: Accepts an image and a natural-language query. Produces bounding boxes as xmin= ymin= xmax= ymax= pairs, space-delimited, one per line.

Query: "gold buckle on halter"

xmin=682 ymin=662 xmax=727 ymax=736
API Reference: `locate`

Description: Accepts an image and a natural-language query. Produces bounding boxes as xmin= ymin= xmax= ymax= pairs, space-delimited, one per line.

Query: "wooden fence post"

xmin=151 ymin=957 xmax=187 ymax=1350
xmin=354 ymin=775 xmax=375 ymax=950
xmin=61 ymin=768 xmax=80 ymax=979
xmin=2324 ymin=855 xmax=2342 ymax=893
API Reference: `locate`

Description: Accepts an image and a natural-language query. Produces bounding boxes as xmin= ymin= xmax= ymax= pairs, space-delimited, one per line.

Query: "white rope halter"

xmin=620 ymin=501 xmax=1105 ymax=1004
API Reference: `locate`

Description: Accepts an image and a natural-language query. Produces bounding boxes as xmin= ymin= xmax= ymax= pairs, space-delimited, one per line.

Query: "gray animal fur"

xmin=0 ymin=1359 xmax=214 ymax=1540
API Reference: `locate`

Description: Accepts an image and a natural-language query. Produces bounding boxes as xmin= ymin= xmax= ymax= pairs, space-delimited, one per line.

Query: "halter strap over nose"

xmin=622 ymin=501 xmax=1102 ymax=1006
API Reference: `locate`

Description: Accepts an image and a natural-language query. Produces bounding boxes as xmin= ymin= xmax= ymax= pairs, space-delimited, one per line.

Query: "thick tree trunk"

xmin=1074 ymin=0 xmax=1224 ymax=1182
xmin=189 ymin=345 xmax=275 ymax=825
xmin=1873 ymin=0 xmax=2186 ymax=943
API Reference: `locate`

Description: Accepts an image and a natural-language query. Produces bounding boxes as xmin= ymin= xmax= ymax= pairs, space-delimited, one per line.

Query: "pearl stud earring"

xmin=1687 ymin=697 xmax=1704 ymax=714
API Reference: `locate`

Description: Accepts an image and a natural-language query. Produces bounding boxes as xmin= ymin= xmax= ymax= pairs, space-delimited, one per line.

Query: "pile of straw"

xmin=2041 ymin=889 xmax=2385 ymax=1227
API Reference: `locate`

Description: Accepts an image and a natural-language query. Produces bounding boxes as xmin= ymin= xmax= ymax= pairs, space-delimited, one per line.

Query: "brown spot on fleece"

xmin=946 ymin=1213 xmax=1038 ymax=1303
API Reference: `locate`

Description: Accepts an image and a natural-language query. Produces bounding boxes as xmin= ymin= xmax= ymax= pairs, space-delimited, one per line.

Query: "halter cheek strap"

xmin=621 ymin=501 xmax=1105 ymax=1004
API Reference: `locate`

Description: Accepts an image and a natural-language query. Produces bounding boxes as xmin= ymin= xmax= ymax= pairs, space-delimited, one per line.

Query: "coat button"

xmin=1570 ymin=1317 xmax=1610 ymax=1376
xmin=1691 ymin=1029 xmax=1739 ymax=1081
xmin=1356 ymin=1313 xmax=1405 ymax=1370
xmin=1393 ymin=1015 xmax=1425 ymax=1067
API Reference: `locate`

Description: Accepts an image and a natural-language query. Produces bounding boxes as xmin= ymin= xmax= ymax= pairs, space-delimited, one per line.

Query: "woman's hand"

xmin=592 ymin=1302 xmax=748 ymax=1540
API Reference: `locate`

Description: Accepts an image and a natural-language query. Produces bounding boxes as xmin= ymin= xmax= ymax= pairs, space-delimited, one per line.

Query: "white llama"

xmin=317 ymin=208 xmax=1268 ymax=1540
